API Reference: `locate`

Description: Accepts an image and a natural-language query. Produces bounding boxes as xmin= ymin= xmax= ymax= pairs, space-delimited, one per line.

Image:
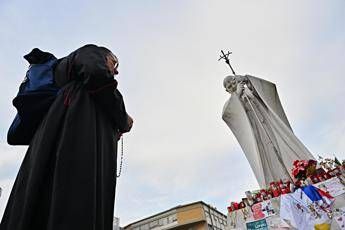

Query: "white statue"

xmin=222 ymin=75 xmax=315 ymax=188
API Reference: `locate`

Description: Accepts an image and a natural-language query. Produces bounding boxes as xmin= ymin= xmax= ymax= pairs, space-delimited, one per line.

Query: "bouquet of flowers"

xmin=291 ymin=159 xmax=317 ymax=180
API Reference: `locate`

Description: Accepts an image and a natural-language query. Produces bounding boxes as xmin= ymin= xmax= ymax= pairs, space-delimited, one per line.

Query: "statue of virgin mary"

xmin=222 ymin=75 xmax=315 ymax=188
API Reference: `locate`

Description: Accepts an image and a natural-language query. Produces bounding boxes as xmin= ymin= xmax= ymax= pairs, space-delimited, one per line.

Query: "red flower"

xmin=293 ymin=160 xmax=299 ymax=167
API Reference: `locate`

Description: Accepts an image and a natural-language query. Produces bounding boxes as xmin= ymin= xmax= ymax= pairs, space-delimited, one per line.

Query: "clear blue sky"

xmin=0 ymin=0 xmax=344 ymax=226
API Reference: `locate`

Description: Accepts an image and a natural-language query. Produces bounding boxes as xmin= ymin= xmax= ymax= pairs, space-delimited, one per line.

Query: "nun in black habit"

xmin=1 ymin=44 xmax=133 ymax=230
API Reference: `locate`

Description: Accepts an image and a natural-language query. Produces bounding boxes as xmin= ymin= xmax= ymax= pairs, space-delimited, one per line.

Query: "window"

xmin=140 ymin=224 xmax=149 ymax=230
xmin=205 ymin=212 xmax=212 ymax=224
xmin=158 ymin=218 xmax=167 ymax=226
xmin=149 ymin=220 xmax=158 ymax=228
xmin=167 ymin=214 xmax=177 ymax=223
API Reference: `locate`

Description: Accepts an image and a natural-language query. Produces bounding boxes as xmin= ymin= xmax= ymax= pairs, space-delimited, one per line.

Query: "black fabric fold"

xmin=1 ymin=44 xmax=130 ymax=230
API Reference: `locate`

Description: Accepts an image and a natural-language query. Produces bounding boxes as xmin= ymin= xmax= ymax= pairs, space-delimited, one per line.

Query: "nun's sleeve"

xmin=91 ymin=82 xmax=131 ymax=133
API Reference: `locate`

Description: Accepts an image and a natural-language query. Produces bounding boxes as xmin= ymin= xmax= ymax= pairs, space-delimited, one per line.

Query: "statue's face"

xmin=223 ymin=75 xmax=237 ymax=93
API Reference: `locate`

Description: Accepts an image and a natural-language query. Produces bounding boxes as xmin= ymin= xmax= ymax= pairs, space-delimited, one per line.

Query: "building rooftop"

xmin=123 ymin=200 xmax=226 ymax=228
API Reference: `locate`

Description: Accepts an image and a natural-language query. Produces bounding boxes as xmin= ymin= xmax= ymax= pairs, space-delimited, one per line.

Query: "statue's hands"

xmin=236 ymin=82 xmax=245 ymax=95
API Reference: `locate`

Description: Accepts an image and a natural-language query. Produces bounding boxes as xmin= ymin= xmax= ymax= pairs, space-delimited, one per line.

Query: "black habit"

xmin=1 ymin=44 xmax=131 ymax=230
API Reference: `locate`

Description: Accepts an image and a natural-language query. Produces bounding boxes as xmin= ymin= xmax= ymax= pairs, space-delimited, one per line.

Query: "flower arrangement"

xmin=227 ymin=156 xmax=344 ymax=213
xmin=291 ymin=159 xmax=317 ymax=180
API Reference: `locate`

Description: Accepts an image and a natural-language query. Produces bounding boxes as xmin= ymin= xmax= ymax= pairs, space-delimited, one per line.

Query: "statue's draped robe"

xmin=1 ymin=45 xmax=130 ymax=230
xmin=222 ymin=75 xmax=314 ymax=188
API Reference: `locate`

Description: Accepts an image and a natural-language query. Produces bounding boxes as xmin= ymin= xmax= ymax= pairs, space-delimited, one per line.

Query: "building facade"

xmin=123 ymin=201 xmax=227 ymax=230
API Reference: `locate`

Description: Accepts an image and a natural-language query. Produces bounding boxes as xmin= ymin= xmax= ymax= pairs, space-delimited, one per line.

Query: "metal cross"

xmin=218 ymin=50 xmax=236 ymax=75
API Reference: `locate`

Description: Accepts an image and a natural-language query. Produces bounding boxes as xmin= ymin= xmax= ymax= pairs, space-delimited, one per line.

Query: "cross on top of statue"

xmin=218 ymin=50 xmax=236 ymax=75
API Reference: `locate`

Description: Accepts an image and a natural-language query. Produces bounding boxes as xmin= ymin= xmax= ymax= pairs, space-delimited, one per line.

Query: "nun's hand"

xmin=127 ymin=115 xmax=133 ymax=131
